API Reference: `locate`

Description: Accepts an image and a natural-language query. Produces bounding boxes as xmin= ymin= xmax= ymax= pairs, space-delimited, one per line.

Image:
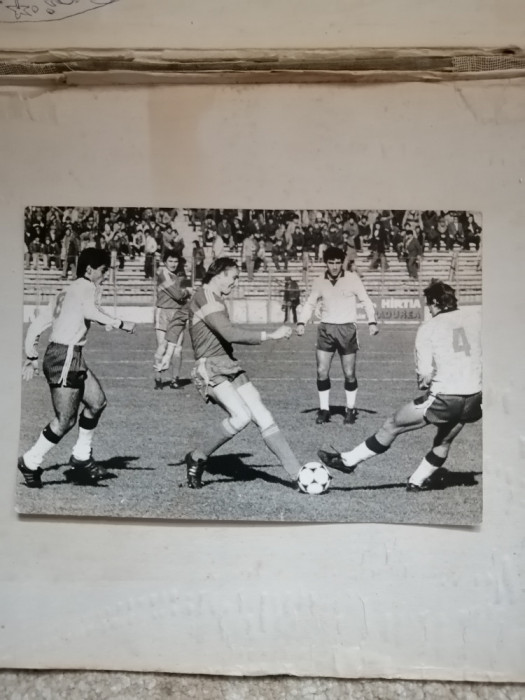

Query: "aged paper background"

xmin=0 ymin=0 xmax=524 ymax=48
xmin=0 ymin=80 xmax=524 ymax=679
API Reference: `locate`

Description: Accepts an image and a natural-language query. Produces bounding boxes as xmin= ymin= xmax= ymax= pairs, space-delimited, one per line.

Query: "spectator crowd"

xmin=191 ymin=208 xmax=482 ymax=281
xmin=24 ymin=207 xmax=482 ymax=283
xmin=24 ymin=207 xmax=185 ymax=280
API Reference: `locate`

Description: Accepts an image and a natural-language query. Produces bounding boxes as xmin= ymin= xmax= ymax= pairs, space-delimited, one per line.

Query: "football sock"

xmin=199 ymin=420 xmax=237 ymax=459
xmin=318 ymin=391 xmax=330 ymax=411
xmin=72 ymin=413 xmax=102 ymax=461
xmin=317 ymin=378 xmax=330 ymax=411
xmin=345 ymin=379 xmax=358 ymax=409
xmin=345 ymin=390 xmax=357 ymax=409
xmin=341 ymin=434 xmax=389 ymax=467
xmin=409 ymin=452 xmax=446 ymax=486
xmin=72 ymin=429 xmax=94 ymax=461
xmin=262 ymin=424 xmax=301 ymax=478
xmin=24 ymin=424 xmax=61 ymax=469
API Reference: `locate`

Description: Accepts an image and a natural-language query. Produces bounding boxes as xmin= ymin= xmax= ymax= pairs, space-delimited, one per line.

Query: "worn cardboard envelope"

xmin=1 ymin=77 xmax=524 ymax=678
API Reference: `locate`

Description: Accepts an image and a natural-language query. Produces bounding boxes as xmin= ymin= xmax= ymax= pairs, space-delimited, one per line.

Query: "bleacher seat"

xmin=23 ymin=249 xmax=481 ymax=307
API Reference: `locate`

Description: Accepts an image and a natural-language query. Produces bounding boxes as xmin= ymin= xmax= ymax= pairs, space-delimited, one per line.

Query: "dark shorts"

xmin=165 ymin=310 xmax=189 ymax=345
xmin=415 ymin=391 xmax=483 ymax=425
xmin=43 ymin=342 xmax=88 ymax=389
xmin=191 ymin=356 xmax=247 ymax=402
xmin=317 ymin=322 xmax=359 ymax=355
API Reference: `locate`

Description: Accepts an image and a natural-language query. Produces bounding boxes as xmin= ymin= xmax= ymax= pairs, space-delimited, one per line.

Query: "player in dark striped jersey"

xmin=153 ymin=252 xmax=191 ymax=390
xmin=184 ymin=257 xmax=301 ymax=489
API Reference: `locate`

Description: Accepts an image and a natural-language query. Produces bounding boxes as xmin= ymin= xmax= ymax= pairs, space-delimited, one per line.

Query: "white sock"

xmin=72 ymin=428 xmax=95 ymax=461
xmin=24 ymin=433 xmax=56 ymax=470
xmin=319 ymin=390 xmax=330 ymax=411
xmin=408 ymin=458 xmax=438 ymax=486
xmin=345 ymin=389 xmax=357 ymax=409
xmin=341 ymin=441 xmax=377 ymax=467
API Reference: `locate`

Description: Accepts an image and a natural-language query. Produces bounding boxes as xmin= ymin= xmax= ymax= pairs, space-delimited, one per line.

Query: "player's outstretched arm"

xmin=265 ymin=325 xmax=293 ymax=341
xmin=22 ymin=301 xmax=54 ymax=381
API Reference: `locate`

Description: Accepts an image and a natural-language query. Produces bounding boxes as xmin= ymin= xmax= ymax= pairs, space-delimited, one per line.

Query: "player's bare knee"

xmin=56 ymin=413 xmax=77 ymax=435
xmin=96 ymin=398 xmax=108 ymax=416
xmin=86 ymin=396 xmax=107 ymax=418
xmin=379 ymin=416 xmax=399 ymax=439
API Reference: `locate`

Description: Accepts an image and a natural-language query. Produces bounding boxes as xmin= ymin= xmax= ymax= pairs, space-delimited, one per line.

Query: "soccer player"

xmin=318 ymin=280 xmax=482 ymax=491
xmin=296 ymin=246 xmax=378 ymax=425
xmin=154 ymin=252 xmax=191 ymax=390
xmin=184 ymin=257 xmax=301 ymax=489
xmin=18 ymin=248 xmax=136 ymax=488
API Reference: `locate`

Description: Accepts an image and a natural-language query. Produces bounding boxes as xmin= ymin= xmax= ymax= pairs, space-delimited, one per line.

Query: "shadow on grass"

xmin=330 ymin=469 xmax=482 ymax=493
xmin=155 ymin=378 xmax=193 ymax=390
xmin=39 ymin=455 xmax=147 ymax=487
xmin=196 ymin=453 xmax=296 ymax=490
xmin=301 ymin=405 xmax=378 ymax=417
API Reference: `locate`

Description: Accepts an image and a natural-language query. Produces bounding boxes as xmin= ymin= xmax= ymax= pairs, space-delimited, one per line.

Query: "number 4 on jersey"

xmin=453 ymin=327 xmax=471 ymax=356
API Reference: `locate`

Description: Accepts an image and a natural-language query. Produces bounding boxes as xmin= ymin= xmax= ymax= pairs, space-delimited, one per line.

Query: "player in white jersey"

xmin=296 ymin=246 xmax=378 ymax=425
xmin=318 ymin=280 xmax=482 ymax=491
xmin=18 ymin=248 xmax=135 ymax=488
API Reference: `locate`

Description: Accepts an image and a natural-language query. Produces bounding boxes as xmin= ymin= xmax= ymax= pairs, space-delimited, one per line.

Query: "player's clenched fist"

xmin=270 ymin=325 xmax=292 ymax=341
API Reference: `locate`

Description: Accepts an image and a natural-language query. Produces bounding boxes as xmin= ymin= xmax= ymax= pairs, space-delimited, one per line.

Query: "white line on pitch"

xmin=91 ymin=358 xmax=407 ymax=365
xmin=99 ymin=376 xmax=415 ymax=382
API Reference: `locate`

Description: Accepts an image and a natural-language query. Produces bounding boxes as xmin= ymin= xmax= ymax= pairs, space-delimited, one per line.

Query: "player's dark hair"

xmin=202 ymin=257 xmax=238 ymax=284
xmin=76 ymin=248 xmax=111 ymax=278
xmin=163 ymin=250 xmax=179 ymax=263
xmin=323 ymin=246 xmax=345 ymax=263
xmin=423 ymin=279 xmax=458 ymax=312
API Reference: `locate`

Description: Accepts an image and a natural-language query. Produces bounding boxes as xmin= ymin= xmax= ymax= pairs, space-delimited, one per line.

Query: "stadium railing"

xmin=23 ymin=248 xmax=481 ymax=322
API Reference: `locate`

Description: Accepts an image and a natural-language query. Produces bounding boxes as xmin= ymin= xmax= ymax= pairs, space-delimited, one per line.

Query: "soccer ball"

xmin=297 ymin=462 xmax=332 ymax=495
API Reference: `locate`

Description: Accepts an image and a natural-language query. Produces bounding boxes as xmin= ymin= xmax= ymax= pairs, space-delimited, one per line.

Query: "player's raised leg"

xmin=315 ymin=348 xmax=334 ymax=424
xmin=237 ymin=382 xmax=301 ymax=478
xmin=407 ymin=421 xmax=464 ymax=491
xmin=318 ymin=397 xmax=429 ymax=473
xmin=186 ymin=379 xmax=252 ymax=489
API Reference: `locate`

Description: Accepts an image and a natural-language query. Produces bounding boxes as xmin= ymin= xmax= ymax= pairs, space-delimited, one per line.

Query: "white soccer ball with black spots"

xmin=297 ymin=462 xmax=332 ymax=495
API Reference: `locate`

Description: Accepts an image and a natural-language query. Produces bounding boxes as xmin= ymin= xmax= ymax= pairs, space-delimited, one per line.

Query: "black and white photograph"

xmin=17 ymin=205 xmax=482 ymax=525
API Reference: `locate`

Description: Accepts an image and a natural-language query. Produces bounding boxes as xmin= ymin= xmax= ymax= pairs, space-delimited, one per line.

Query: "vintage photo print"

xmin=17 ymin=206 xmax=482 ymax=524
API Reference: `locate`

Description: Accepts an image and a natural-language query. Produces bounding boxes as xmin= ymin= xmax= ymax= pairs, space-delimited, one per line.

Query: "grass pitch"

xmin=16 ymin=323 xmax=482 ymax=525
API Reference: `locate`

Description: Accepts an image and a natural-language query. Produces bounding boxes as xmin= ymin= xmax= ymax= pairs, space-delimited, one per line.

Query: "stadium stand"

xmin=23 ymin=207 xmax=482 ymax=311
